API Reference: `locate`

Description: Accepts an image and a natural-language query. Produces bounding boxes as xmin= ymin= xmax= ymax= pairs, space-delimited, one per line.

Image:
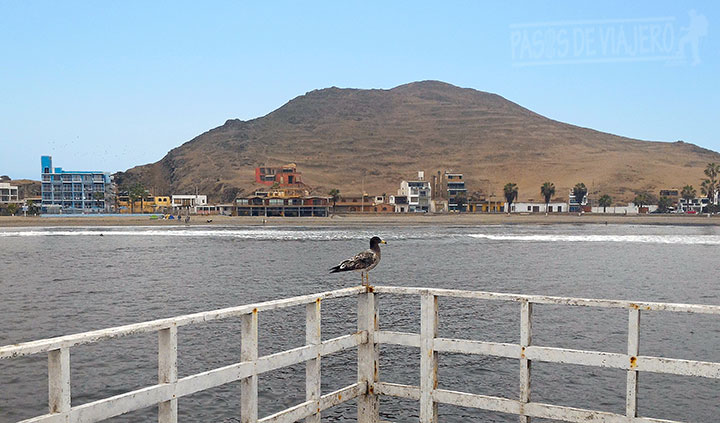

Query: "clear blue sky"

xmin=1 ymin=1 xmax=718 ymax=180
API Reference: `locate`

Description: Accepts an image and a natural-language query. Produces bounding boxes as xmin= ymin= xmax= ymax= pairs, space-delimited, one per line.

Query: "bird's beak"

xmin=381 ymin=240 xmax=387 ymax=244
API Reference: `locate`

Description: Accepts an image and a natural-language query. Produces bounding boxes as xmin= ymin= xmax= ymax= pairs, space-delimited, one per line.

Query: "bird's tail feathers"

xmin=329 ymin=265 xmax=342 ymax=273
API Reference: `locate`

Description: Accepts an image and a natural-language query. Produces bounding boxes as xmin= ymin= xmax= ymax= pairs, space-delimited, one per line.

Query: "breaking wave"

xmin=467 ymin=234 xmax=720 ymax=245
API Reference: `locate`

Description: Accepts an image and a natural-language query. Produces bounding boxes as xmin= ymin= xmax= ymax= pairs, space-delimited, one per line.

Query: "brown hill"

xmin=115 ymin=81 xmax=720 ymax=203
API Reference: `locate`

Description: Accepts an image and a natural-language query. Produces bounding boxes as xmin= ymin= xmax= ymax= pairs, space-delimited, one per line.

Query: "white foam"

xmin=467 ymin=234 xmax=720 ymax=245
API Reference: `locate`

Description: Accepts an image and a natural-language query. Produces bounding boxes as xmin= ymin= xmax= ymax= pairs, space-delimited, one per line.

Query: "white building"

xmin=398 ymin=171 xmax=431 ymax=212
xmin=0 ymin=182 xmax=19 ymax=204
xmin=677 ymin=198 xmax=710 ymax=213
xmin=171 ymin=194 xmax=208 ymax=212
xmin=510 ymin=201 xmax=566 ymax=213
xmin=590 ymin=203 xmax=658 ymax=214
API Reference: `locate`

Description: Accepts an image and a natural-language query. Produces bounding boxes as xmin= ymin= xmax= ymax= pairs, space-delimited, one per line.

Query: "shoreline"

xmin=1 ymin=213 xmax=719 ymax=227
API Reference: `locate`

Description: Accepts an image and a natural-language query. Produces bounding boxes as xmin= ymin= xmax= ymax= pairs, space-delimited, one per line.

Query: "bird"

xmin=330 ymin=236 xmax=387 ymax=286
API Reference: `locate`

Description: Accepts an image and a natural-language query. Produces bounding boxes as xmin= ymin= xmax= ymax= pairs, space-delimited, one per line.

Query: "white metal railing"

xmin=2 ymin=286 xmax=720 ymax=423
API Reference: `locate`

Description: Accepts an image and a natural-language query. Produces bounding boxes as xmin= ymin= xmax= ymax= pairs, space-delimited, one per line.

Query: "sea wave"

xmin=0 ymin=228 xmax=439 ymax=241
xmin=467 ymin=234 xmax=720 ymax=245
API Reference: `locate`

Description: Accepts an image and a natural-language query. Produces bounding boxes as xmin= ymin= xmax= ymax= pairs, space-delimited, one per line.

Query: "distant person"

xmin=185 ymin=215 xmax=190 ymax=224
xmin=678 ymin=9 xmax=708 ymax=65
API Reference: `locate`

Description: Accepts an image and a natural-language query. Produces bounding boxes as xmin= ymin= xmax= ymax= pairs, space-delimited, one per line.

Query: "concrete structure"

xmin=510 ymin=201 xmax=566 ymax=213
xmin=40 ymin=156 xmax=111 ymax=214
xmin=171 ymin=195 xmax=208 ymax=212
xmin=568 ymin=189 xmax=588 ymax=213
xmin=116 ymin=193 xmax=171 ymax=214
xmin=675 ymin=198 xmax=708 ymax=213
xmin=236 ymin=193 xmax=329 ymax=217
xmin=398 ymin=171 xmax=431 ymax=212
xmin=0 ymin=182 xmax=19 ymax=204
xmin=3 ymin=286 xmax=718 ymax=423
xmin=255 ymin=163 xmax=304 ymax=186
xmin=443 ymin=172 xmax=467 ymax=212
xmin=590 ymin=203 xmax=658 ymax=214
xmin=468 ymin=198 xmax=506 ymax=213
xmin=389 ymin=195 xmax=408 ymax=213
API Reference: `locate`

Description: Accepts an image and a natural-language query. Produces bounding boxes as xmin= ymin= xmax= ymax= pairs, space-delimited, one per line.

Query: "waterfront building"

xmin=510 ymin=201 xmax=566 ymax=213
xmin=398 ymin=171 xmax=431 ymax=212
xmin=116 ymin=193 xmax=171 ymax=214
xmin=0 ymin=182 xmax=19 ymax=204
xmin=171 ymin=194 xmax=208 ymax=212
xmin=40 ymin=155 xmax=111 ymax=214
xmin=236 ymin=188 xmax=329 ymax=217
xmin=443 ymin=172 xmax=467 ymax=212
xmin=568 ymin=189 xmax=588 ymax=213
xmin=677 ymin=197 xmax=709 ymax=213
xmin=389 ymin=195 xmax=408 ymax=213
xmin=255 ymin=163 xmax=304 ymax=186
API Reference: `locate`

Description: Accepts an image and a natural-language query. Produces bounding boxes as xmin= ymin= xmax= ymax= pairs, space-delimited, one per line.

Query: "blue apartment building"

xmin=40 ymin=156 xmax=112 ymax=214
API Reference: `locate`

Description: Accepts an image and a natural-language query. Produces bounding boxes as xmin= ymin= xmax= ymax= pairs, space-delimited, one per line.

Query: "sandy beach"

xmin=1 ymin=213 xmax=718 ymax=227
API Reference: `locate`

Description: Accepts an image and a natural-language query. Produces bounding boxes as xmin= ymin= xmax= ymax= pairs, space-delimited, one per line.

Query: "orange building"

xmin=255 ymin=163 xmax=304 ymax=186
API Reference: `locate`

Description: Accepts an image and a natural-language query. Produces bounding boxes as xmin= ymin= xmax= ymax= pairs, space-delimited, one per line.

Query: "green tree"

xmin=633 ymin=192 xmax=654 ymax=212
xmin=26 ymin=199 xmax=38 ymax=215
xmin=328 ymin=188 xmax=340 ymax=214
xmin=657 ymin=196 xmax=672 ymax=213
xmin=572 ymin=183 xmax=587 ymax=212
xmin=129 ymin=183 xmax=146 ymax=214
xmin=681 ymin=185 xmax=696 ymax=201
xmin=540 ymin=182 xmax=555 ymax=215
xmin=701 ymin=162 xmax=719 ymax=207
xmin=503 ymin=183 xmax=518 ymax=214
xmin=6 ymin=203 xmax=18 ymax=215
xmin=598 ymin=194 xmax=612 ymax=213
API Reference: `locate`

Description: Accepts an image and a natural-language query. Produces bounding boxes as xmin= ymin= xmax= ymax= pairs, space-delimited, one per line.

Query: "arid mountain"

xmin=115 ymin=81 xmax=720 ymax=203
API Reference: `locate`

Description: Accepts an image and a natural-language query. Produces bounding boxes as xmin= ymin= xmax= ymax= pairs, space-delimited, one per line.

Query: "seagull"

xmin=330 ymin=236 xmax=387 ymax=285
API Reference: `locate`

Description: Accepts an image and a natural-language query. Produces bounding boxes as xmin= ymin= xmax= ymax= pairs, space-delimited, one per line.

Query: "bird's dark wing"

xmin=330 ymin=250 xmax=376 ymax=273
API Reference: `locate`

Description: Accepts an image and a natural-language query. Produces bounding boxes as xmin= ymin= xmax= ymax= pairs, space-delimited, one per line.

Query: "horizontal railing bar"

xmin=372 ymin=286 xmax=720 ymax=314
xmin=374 ymin=382 xmax=420 ymax=400
xmin=0 ymin=286 xmax=366 ymax=359
xmin=376 ymin=331 xmax=420 ymax=348
xmin=378 ymin=332 xmax=720 ymax=379
xmin=523 ymin=400 xmax=679 ymax=423
xmin=435 ymin=338 xmax=520 ymax=358
xmin=637 ymin=355 xmax=720 ymax=379
xmin=373 ymin=387 xmax=680 ymax=423
xmin=258 ymin=383 xmax=364 ymax=423
xmin=525 ymin=346 xmax=628 ymax=369
xmin=18 ymin=334 xmax=365 ymax=423
xmin=20 ymin=384 xmax=173 ymax=423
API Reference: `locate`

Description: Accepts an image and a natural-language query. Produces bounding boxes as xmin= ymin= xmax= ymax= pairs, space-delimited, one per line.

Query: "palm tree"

xmin=328 ymin=188 xmax=340 ymax=214
xmin=129 ymin=183 xmax=146 ymax=214
xmin=681 ymin=185 xmax=696 ymax=213
xmin=702 ymin=162 xmax=719 ymax=205
xmin=572 ymin=183 xmax=587 ymax=213
xmin=503 ymin=183 xmax=518 ymax=214
xmin=540 ymin=182 xmax=555 ymax=215
xmin=633 ymin=192 xmax=650 ymax=213
xmin=598 ymin=194 xmax=612 ymax=213
xmin=657 ymin=196 xmax=672 ymax=213
xmin=681 ymin=185 xmax=696 ymax=201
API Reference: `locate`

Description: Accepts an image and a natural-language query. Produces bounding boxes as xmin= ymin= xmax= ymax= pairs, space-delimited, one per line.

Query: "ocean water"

xmin=0 ymin=224 xmax=719 ymax=422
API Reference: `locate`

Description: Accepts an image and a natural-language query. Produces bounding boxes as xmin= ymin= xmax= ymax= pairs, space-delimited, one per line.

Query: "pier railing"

xmin=2 ymin=286 xmax=719 ymax=423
